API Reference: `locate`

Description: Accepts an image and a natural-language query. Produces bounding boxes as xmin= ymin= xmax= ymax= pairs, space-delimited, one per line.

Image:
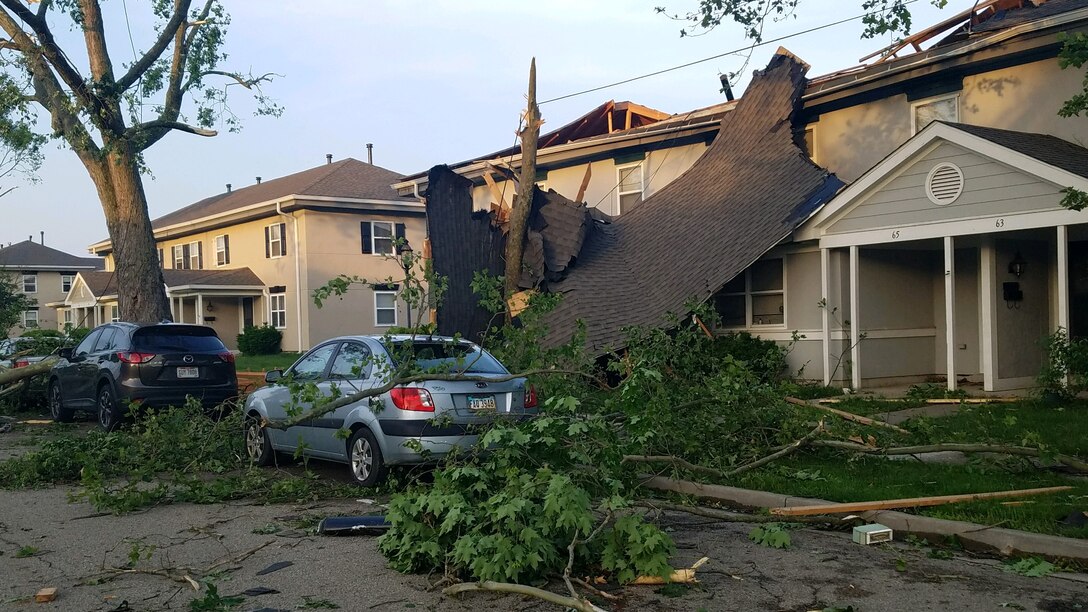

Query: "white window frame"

xmin=269 ymin=294 xmax=287 ymax=329
xmin=374 ymin=290 xmax=398 ymax=327
xmin=63 ymin=308 xmax=73 ymax=326
xmin=109 ymin=305 xmax=120 ymax=323
xmin=718 ymin=258 xmax=787 ymax=329
xmin=173 ymin=245 xmax=185 ymax=269
xmin=911 ymin=93 xmax=959 ymax=135
xmin=22 ymin=273 xmax=36 ymax=293
xmin=267 ymin=223 xmax=284 ymax=259
xmin=215 ymin=235 xmax=228 ymax=267
xmin=22 ymin=310 xmax=38 ymax=328
xmin=370 ymin=221 xmax=394 ymax=256
xmin=188 ymin=240 xmax=201 ymax=270
xmin=615 ymin=161 xmax=645 ymax=215
xmin=61 ymin=274 xmax=74 ymax=293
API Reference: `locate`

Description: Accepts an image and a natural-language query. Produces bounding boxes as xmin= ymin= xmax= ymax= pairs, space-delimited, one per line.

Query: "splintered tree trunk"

xmin=504 ymin=58 xmax=541 ymax=305
xmin=87 ymin=144 xmax=172 ymax=323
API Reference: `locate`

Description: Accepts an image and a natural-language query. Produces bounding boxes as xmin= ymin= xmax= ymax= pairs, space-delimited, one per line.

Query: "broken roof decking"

xmin=0 ymin=240 xmax=102 ymax=270
xmin=542 ymin=53 xmax=843 ymax=353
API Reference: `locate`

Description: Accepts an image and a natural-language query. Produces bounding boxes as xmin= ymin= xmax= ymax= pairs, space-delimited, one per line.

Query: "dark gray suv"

xmin=48 ymin=323 xmax=238 ymax=430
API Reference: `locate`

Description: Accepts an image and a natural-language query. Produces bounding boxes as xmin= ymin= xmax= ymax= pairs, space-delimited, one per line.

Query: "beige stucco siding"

xmin=826 ymin=142 xmax=1064 ymax=235
xmin=3 ymin=270 xmax=75 ymax=336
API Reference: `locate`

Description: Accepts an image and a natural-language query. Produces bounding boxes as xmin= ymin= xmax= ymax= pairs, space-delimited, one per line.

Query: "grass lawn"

xmin=235 ymin=352 xmax=302 ymax=373
xmin=732 ymin=398 xmax=1088 ymax=538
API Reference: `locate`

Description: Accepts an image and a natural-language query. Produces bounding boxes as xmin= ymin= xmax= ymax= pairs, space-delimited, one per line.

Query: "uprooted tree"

xmin=0 ymin=0 xmax=281 ymax=322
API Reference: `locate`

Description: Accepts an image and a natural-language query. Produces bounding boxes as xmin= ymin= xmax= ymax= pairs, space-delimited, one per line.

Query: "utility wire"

xmin=539 ymin=0 xmax=922 ymax=105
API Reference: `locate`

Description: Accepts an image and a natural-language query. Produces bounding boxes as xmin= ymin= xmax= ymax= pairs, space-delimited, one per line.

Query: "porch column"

xmin=93 ymin=306 xmax=100 ymax=327
xmin=849 ymin=246 xmax=861 ymax=390
xmin=196 ymin=294 xmax=204 ymax=325
xmin=821 ymin=248 xmax=832 ymax=386
xmin=1057 ymin=225 xmax=1070 ymax=332
xmin=980 ymin=238 xmax=998 ymax=392
xmin=944 ymin=236 xmax=956 ymax=391
xmin=176 ymin=298 xmax=184 ymax=324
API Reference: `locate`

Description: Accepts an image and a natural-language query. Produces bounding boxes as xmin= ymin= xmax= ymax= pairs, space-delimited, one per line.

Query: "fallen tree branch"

xmin=770 ymin=485 xmax=1073 ymax=516
xmin=0 ymin=381 xmax=26 ymax=399
xmin=563 ymin=512 xmax=611 ymax=610
xmin=634 ymin=499 xmax=852 ymax=525
xmin=723 ymin=421 xmax=825 ymax=479
xmin=621 ymin=455 xmax=726 ymax=478
xmin=0 ymin=358 xmax=56 ymax=386
xmin=812 ymin=440 xmax=1088 ymax=474
xmin=443 ymin=581 xmax=606 ymax=612
xmin=785 ymin=396 xmax=909 ymax=434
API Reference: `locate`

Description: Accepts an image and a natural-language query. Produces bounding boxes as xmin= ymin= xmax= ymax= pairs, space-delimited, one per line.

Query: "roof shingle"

xmin=0 ymin=240 xmax=102 ymax=270
xmin=79 ymin=268 xmax=264 ymax=297
xmin=943 ymin=121 xmax=1088 ymax=179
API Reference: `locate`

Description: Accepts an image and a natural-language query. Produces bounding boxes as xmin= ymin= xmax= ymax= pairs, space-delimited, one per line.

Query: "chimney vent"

xmin=326 ymin=153 xmax=333 ymax=165
xmin=40 ymin=231 xmax=44 ymax=245
xmin=226 ymin=183 xmax=232 ymax=193
xmin=719 ymin=74 xmax=735 ymax=102
xmin=256 ymin=176 xmax=262 ymax=184
xmin=367 ymin=143 xmax=373 ymax=164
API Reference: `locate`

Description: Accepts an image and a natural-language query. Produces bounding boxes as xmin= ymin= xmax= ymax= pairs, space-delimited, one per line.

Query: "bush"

xmin=1038 ymin=329 xmax=1088 ymax=400
xmin=237 ymin=325 xmax=281 ymax=355
xmin=708 ymin=331 xmax=789 ymax=384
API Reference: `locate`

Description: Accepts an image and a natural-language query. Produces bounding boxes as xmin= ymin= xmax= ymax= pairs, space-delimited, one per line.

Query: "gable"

xmin=826 ymin=140 xmax=1065 ymax=236
xmin=65 ymin=274 xmax=99 ymax=307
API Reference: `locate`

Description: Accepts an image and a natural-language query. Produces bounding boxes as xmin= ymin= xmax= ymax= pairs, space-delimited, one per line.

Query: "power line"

xmin=539 ymin=0 xmax=922 ymax=105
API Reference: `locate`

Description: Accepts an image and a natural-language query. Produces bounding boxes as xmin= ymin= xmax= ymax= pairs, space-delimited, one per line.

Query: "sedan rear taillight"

xmin=12 ymin=358 xmax=29 ymax=368
xmin=117 ymin=352 xmax=155 ymax=364
xmin=390 ymin=387 xmax=435 ymax=412
xmin=524 ymin=385 xmax=538 ymax=409
xmin=218 ymin=351 xmax=236 ymax=364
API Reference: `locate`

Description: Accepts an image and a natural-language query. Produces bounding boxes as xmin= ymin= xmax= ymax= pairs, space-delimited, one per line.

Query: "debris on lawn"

xmin=254 ymin=561 xmax=293 ymax=576
xmin=852 ymin=524 xmax=893 ymax=545
xmin=770 ymin=486 xmax=1074 ymax=516
xmin=33 ymin=587 xmax=57 ymax=603
xmin=630 ymin=557 xmax=709 ymax=585
xmin=317 ymin=515 xmax=391 ymax=536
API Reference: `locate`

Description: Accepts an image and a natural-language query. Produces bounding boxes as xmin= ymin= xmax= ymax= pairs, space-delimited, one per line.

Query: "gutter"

xmin=276 ymin=201 xmax=304 ymax=352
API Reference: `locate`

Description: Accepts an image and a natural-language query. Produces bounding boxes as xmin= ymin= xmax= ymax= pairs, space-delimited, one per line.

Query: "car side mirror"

xmin=57 ymin=347 xmax=73 ymax=360
xmin=264 ymin=369 xmax=283 ymax=384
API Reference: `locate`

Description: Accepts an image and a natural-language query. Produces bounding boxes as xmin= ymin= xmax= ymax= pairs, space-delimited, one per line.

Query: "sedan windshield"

xmin=386 ymin=341 xmax=507 ymax=374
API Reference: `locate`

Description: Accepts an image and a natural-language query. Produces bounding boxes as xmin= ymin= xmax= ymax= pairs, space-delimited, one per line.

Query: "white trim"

xmin=821 ymin=248 xmax=831 ymax=386
xmin=187 ymin=240 xmax=201 ymax=270
xmin=980 ymin=238 xmax=997 ymax=391
xmin=944 ymin=236 xmax=956 ymax=391
xmin=0 ymin=264 xmax=98 ymax=271
xmin=269 ymin=293 xmax=287 ymax=330
xmin=196 ymin=294 xmax=204 ymax=325
xmin=214 ymin=234 xmax=228 ymax=267
xmin=168 ymin=284 xmax=265 ymax=292
xmin=21 ymin=273 xmax=36 ymax=294
xmin=172 ymin=244 xmax=185 ymax=269
xmin=911 ymin=93 xmax=959 ymax=136
xmin=370 ymin=220 xmax=395 ymax=256
xmin=267 ymin=222 xmax=284 ymax=259
xmin=615 ymin=161 xmax=645 ymax=215
xmin=924 ymin=162 xmax=964 ymax=206
xmin=60 ymin=274 xmax=75 ymax=293
xmin=750 ymin=327 xmax=937 ymax=343
xmin=849 ymin=245 xmax=861 ymax=390
xmin=374 ymin=290 xmax=398 ymax=327
xmin=22 ymin=309 xmax=38 ymax=328
xmin=1057 ymin=225 xmax=1070 ymax=334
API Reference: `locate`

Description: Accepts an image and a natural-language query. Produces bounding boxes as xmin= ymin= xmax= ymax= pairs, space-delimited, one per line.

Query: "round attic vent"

xmin=925 ymin=163 xmax=964 ymax=206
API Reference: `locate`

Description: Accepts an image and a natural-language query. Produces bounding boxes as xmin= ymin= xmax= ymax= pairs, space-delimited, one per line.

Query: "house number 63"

xmin=995 ymin=218 xmax=1005 ymax=228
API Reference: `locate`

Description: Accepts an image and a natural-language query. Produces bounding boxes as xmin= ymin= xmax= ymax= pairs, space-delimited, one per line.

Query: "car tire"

xmin=347 ymin=428 xmax=387 ymax=488
xmin=48 ymin=380 xmax=74 ymax=423
xmin=244 ymin=413 xmax=274 ymax=466
xmin=97 ymin=383 xmax=122 ymax=432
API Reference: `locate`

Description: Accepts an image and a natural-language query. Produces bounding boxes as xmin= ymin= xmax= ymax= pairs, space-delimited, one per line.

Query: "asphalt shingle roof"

xmin=150 ymin=158 xmax=411 ymax=229
xmin=80 ymin=268 xmax=264 ymax=297
xmin=0 ymin=240 xmax=102 ymax=269
xmin=943 ymin=121 xmax=1088 ymax=179
xmin=542 ymin=53 xmax=843 ymax=353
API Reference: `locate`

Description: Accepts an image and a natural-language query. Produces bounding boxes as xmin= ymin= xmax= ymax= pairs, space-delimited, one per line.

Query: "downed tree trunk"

xmin=0 ymin=358 xmax=57 ymax=386
xmin=503 ymin=57 xmax=542 ymax=305
xmin=812 ymin=439 xmax=1088 ymax=474
xmin=770 ymin=486 xmax=1073 ymax=516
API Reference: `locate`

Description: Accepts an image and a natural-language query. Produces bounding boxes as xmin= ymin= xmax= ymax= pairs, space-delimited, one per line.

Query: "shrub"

xmin=1037 ymin=329 xmax=1088 ymax=400
xmin=237 ymin=325 xmax=281 ymax=355
xmin=708 ymin=331 xmax=789 ymax=384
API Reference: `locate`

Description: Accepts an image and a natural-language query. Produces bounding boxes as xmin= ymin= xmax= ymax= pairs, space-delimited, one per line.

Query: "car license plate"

xmin=177 ymin=367 xmax=199 ymax=379
xmin=467 ymin=395 xmax=496 ymax=411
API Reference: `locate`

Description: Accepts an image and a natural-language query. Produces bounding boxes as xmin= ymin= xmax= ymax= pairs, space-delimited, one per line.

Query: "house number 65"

xmin=891 ymin=230 xmax=901 ymax=239
xmin=995 ymin=218 xmax=1005 ymax=228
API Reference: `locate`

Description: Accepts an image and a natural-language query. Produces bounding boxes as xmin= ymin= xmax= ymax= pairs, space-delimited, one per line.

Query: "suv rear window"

xmin=387 ymin=341 xmax=507 ymax=374
xmin=133 ymin=326 xmax=226 ymax=352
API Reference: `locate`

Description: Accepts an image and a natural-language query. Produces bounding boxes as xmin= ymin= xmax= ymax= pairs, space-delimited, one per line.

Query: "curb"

xmin=642 ymin=476 xmax=1088 ymax=563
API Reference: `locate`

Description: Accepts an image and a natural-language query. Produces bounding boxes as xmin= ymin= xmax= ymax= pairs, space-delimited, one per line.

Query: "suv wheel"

xmin=244 ymin=414 xmax=274 ymax=466
xmin=48 ymin=381 xmax=73 ymax=423
xmin=347 ymin=428 xmax=387 ymax=488
xmin=97 ymin=384 xmax=121 ymax=432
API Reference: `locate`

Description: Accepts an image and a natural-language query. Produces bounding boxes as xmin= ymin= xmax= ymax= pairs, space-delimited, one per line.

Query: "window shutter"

xmin=279 ymin=223 xmax=287 ymax=256
xmin=182 ymin=244 xmax=191 ymax=270
xmin=264 ymin=226 xmax=271 ymax=258
xmin=224 ymin=235 xmax=230 ymax=264
xmin=395 ymin=223 xmax=406 ymax=253
xmin=157 ymin=249 xmax=163 ymax=269
xmin=360 ymin=222 xmax=372 ymax=254
xmin=197 ymin=242 xmax=203 ymax=269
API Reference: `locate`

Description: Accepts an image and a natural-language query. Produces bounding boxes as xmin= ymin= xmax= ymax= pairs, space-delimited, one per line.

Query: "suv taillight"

xmin=117 ymin=352 xmax=155 ymax=364
xmin=218 ymin=351 xmax=235 ymax=364
xmin=524 ymin=385 xmax=538 ymax=409
xmin=390 ymin=387 xmax=435 ymax=412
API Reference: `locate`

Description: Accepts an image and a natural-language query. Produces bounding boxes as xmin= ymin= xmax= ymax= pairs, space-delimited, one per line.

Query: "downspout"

xmin=276 ymin=201 xmax=304 ymax=352
xmin=411 ymin=180 xmax=435 ymax=325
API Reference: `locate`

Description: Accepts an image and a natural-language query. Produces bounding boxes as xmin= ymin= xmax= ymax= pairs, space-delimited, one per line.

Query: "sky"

xmin=1 ymin=0 xmax=953 ymax=255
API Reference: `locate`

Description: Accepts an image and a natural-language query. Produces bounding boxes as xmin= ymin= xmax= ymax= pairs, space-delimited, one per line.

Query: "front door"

xmin=242 ymin=297 xmax=254 ymax=329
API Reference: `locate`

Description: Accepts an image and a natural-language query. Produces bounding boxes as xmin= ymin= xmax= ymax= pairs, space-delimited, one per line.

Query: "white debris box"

xmin=852 ymin=523 xmax=893 ymax=545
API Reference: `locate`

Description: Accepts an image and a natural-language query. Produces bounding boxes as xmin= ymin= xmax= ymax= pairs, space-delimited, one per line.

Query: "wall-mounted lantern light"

xmin=1008 ymin=252 xmax=1027 ymax=278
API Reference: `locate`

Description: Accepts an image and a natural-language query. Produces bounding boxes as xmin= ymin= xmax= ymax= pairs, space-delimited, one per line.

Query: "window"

xmin=374 ymin=291 xmax=397 ymax=326
xmin=215 ymin=235 xmax=230 ymax=266
xmin=74 ymin=329 xmax=101 ymax=357
xmin=269 ymin=294 xmax=287 ymax=329
xmin=912 ymin=94 xmax=958 ymax=134
xmin=330 ymin=342 xmax=371 ymax=379
xmin=290 ymin=343 xmax=337 ymax=380
xmin=713 ymin=258 xmax=785 ymax=328
xmin=616 ymin=162 xmax=644 ymax=214
xmin=173 ymin=245 xmax=185 ymax=269
xmin=63 ymin=309 xmax=72 ymax=326
xmin=22 ymin=273 xmax=36 ymax=293
xmin=361 ymin=221 xmax=405 ymax=255
xmin=60 ymin=274 xmax=75 ymax=293
xmin=22 ymin=310 xmax=38 ymax=328
xmin=157 ymin=248 xmax=164 ymax=268
xmin=188 ymin=241 xmax=202 ymax=270
xmin=265 ymin=223 xmax=286 ymax=258
xmin=373 ymin=222 xmax=394 ymax=255
xmin=110 ymin=305 xmax=120 ymax=322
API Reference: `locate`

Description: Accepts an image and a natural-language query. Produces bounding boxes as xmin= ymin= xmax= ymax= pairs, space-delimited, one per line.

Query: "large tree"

xmin=0 ymin=0 xmax=279 ymax=322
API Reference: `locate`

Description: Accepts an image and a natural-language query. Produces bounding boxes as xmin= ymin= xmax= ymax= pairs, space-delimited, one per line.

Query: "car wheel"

xmin=48 ymin=380 xmax=73 ymax=423
xmin=97 ymin=384 xmax=121 ymax=432
xmin=244 ymin=414 xmax=274 ymax=466
xmin=347 ymin=428 xmax=387 ymax=488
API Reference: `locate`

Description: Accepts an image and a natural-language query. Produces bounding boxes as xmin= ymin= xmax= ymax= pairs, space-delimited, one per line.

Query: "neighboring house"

xmin=0 ymin=239 xmax=102 ymax=336
xmin=544 ymin=0 xmax=1088 ymax=392
xmin=72 ymin=157 xmax=425 ymax=351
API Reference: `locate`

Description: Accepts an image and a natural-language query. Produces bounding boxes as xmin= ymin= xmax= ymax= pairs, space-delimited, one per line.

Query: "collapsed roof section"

xmin=541 ymin=51 xmax=844 ymax=354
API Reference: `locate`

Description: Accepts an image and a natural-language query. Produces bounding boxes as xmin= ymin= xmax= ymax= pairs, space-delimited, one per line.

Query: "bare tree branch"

xmin=129 ymin=119 xmax=217 ymax=139
xmin=180 ymin=70 xmax=278 ymax=94
xmin=115 ymin=0 xmax=195 ymax=90
xmin=0 ymin=0 xmax=95 ymax=112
